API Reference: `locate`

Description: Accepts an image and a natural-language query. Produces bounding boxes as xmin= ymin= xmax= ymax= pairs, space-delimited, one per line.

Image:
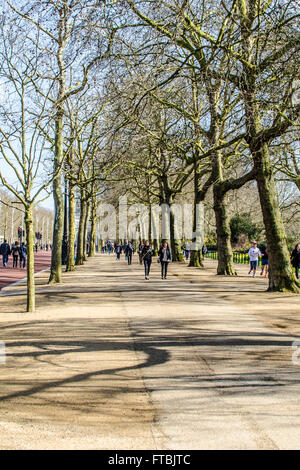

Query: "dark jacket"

xmin=142 ymin=246 xmax=153 ymax=262
xmin=291 ymin=249 xmax=300 ymax=268
xmin=115 ymin=244 xmax=122 ymax=254
xmin=125 ymin=244 xmax=134 ymax=256
xmin=20 ymin=245 xmax=27 ymax=257
xmin=261 ymin=246 xmax=268 ymax=260
xmin=158 ymin=247 xmax=172 ymax=262
xmin=12 ymin=245 xmax=20 ymax=257
xmin=0 ymin=242 xmax=10 ymax=255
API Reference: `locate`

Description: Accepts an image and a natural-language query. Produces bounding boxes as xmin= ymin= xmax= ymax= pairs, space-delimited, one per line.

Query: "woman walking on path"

xmin=291 ymin=243 xmax=300 ymax=279
xmin=260 ymin=244 xmax=269 ymax=278
xmin=12 ymin=241 xmax=20 ymax=268
xmin=142 ymin=241 xmax=154 ymax=280
xmin=158 ymin=242 xmax=172 ymax=279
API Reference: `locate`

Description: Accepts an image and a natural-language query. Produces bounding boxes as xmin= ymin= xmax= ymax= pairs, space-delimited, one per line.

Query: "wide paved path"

xmin=0 ymin=254 xmax=299 ymax=449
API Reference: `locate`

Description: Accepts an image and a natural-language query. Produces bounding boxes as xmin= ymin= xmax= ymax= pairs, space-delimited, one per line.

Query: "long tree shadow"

xmin=1 ymin=317 xmax=300 ymax=405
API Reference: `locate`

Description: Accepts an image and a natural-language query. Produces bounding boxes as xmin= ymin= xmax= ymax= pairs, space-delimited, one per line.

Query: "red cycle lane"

xmin=0 ymin=250 xmax=52 ymax=290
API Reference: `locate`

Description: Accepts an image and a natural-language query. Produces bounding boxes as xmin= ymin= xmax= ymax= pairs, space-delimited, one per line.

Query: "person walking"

xmin=125 ymin=241 xmax=134 ymax=265
xmin=12 ymin=241 xmax=20 ymax=268
xmin=260 ymin=244 xmax=269 ymax=277
xmin=138 ymin=241 xmax=144 ymax=265
xmin=185 ymin=242 xmax=191 ymax=260
xmin=0 ymin=239 xmax=10 ymax=267
xmin=107 ymin=241 xmax=112 ymax=255
xmin=248 ymin=241 xmax=261 ymax=278
xmin=123 ymin=240 xmax=129 ymax=260
xmin=115 ymin=241 xmax=122 ymax=261
xmin=291 ymin=243 xmax=300 ymax=280
xmin=142 ymin=241 xmax=154 ymax=280
xmin=158 ymin=241 xmax=172 ymax=279
xmin=19 ymin=242 xmax=27 ymax=268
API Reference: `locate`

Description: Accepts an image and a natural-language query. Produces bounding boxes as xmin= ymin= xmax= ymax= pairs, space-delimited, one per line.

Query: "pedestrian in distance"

xmin=0 ymin=239 xmax=10 ymax=267
xmin=12 ymin=241 xmax=20 ymax=268
xmin=260 ymin=244 xmax=268 ymax=278
xmin=19 ymin=242 xmax=27 ymax=268
xmin=142 ymin=241 xmax=154 ymax=280
xmin=115 ymin=241 xmax=122 ymax=261
xmin=158 ymin=241 xmax=172 ymax=279
xmin=185 ymin=242 xmax=191 ymax=260
xmin=248 ymin=241 xmax=261 ymax=278
xmin=138 ymin=241 xmax=144 ymax=265
xmin=125 ymin=241 xmax=134 ymax=265
xmin=291 ymin=243 xmax=300 ymax=280
xmin=123 ymin=239 xmax=129 ymax=260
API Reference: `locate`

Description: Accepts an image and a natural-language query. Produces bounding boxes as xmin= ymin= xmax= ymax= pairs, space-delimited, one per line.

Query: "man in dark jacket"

xmin=19 ymin=242 xmax=27 ymax=268
xmin=125 ymin=241 xmax=134 ymax=265
xmin=0 ymin=239 xmax=10 ymax=267
xmin=158 ymin=242 xmax=172 ymax=279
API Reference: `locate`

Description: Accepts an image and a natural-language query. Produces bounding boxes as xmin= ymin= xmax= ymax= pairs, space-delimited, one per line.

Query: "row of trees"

xmin=0 ymin=0 xmax=299 ymax=311
xmin=0 ymin=190 xmax=53 ymax=245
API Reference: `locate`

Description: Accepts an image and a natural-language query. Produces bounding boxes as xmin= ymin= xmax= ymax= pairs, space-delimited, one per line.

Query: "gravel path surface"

xmin=0 ymin=254 xmax=299 ymax=449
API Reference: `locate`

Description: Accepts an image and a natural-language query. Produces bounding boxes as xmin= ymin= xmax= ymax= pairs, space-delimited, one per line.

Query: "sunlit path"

xmin=0 ymin=253 xmax=299 ymax=449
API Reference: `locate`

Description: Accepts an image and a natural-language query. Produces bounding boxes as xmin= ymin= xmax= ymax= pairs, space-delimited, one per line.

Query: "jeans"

xmin=144 ymin=260 xmax=151 ymax=276
xmin=161 ymin=261 xmax=168 ymax=278
xmin=296 ymin=267 xmax=299 ymax=279
xmin=20 ymin=256 xmax=26 ymax=268
xmin=2 ymin=254 xmax=8 ymax=266
xmin=127 ymin=254 xmax=132 ymax=265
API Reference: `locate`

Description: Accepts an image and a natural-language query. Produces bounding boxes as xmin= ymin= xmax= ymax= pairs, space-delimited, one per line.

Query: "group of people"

xmin=138 ymin=241 xmax=172 ymax=280
xmin=0 ymin=240 xmax=27 ymax=269
xmin=248 ymin=240 xmax=300 ymax=279
xmin=102 ymin=238 xmax=300 ymax=281
xmin=103 ymin=239 xmax=172 ymax=280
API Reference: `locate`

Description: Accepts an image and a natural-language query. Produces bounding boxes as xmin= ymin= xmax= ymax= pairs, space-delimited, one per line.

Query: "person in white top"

xmin=248 ymin=241 xmax=262 ymax=278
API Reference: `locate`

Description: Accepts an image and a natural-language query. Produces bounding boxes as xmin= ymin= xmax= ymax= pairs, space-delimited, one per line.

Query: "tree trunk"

xmin=213 ymin=183 xmax=236 ymax=275
xmin=189 ymin=164 xmax=204 ymax=267
xmin=237 ymin=1 xmax=299 ymax=292
xmin=254 ymin=145 xmax=300 ymax=292
xmin=66 ymin=182 xmax=76 ymax=271
xmin=170 ymin=209 xmax=185 ymax=262
xmin=25 ymin=206 xmax=35 ymax=312
xmin=88 ymin=194 xmax=97 ymax=257
xmin=83 ymin=200 xmax=90 ymax=261
xmin=76 ymin=191 xmax=86 ymax=266
xmin=49 ymin=108 xmax=64 ymax=284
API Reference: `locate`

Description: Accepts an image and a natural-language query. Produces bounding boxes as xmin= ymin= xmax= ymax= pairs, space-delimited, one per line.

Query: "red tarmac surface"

xmin=0 ymin=250 xmax=51 ymax=290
